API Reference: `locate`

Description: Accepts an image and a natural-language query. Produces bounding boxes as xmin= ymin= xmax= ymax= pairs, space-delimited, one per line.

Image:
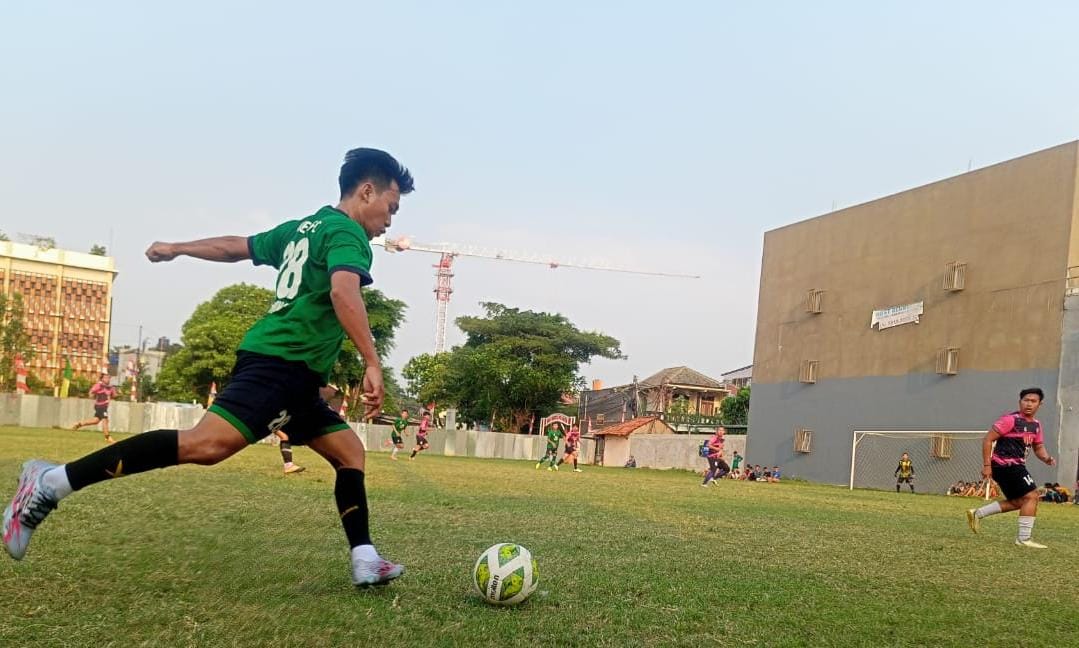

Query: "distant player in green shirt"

xmin=390 ymin=409 xmax=409 ymax=460
xmin=3 ymin=148 xmax=414 ymax=588
xmin=536 ymin=423 xmax=565 ymax=471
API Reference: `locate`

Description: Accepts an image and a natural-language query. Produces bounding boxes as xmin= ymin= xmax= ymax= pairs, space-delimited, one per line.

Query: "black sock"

xmin=335 ymin=468 xmax=372 ymax=548
xmin=280 ymin=442 xmax=293 ymax=464
xmin=66 ymin=429 xmax=179 ymax=491
xmin=556 ymin=458 xmax=564 ymax=466
xmin=573 ymin=459 xmax=578 ymax=469
xmin=410 ymin=449 xmax=417 ymax=458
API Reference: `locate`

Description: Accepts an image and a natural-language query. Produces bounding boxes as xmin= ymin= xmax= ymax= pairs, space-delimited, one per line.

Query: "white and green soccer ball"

xmin=472 ymin=543 xmax=539 ymax=606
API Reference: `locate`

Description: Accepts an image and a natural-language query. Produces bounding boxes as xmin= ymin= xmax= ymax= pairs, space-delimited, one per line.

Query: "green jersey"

xmin=393 ymin=417 xmax=408 ymax=435
xmin=732 ymin=455 xmax=742 ymax=469
xmin=545 ymin=426 xmax=564 ymax=448
xmin=240 ymin=206 xmax=373 ymax=381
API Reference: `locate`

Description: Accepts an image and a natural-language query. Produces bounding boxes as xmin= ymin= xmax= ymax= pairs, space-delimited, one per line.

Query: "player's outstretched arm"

xmin=145 ymin=236 xmax=251 ymax=263
xmin=329 ymin=270 xmax=383 ymax=419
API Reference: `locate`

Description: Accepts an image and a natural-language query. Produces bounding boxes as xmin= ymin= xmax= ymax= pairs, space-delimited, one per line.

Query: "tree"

xmin=156 ymin=283 xmax=407 ymax=407
xmin=89 ymin=244 xmax=107 ymax=256
xmin=0 ymin=293 xmax=32 ymax=391
xmin=27 ymin=235 xmax=55 ymax=250
xmin=401 ymin=352 xmax=452 ymax=405
xmin=155 ymin=284 xmax=273 ymax=402
xmin=0 ymin=231 xmax=9 ymax=242
xmin=720 ymin=386 xmax=750 ymax=426
xmin=433 ymin=303 xmax=622 ymax=432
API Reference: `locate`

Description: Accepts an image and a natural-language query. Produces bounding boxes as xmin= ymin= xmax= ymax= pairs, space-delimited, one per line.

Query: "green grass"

xmin=1 ymin=426 xmax=1077 ymax=647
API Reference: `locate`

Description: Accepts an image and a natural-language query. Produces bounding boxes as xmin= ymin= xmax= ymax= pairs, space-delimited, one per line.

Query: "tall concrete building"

xmin=748 ymin=141 xmax=1079 ymax=487
xmin=1 ymin=241 xmax=117 ymax=382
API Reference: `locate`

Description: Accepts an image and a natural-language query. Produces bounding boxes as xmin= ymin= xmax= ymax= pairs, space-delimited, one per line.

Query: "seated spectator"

xmin=769 ymin=466 xmax=782 ymax=482
xmin=947 ymin=480 xmax=965 ymax=496
xmin=1055 ymin=482 xmax=1072 ymax=502
xmin=624 ymin=456 xmax=637 ymax=468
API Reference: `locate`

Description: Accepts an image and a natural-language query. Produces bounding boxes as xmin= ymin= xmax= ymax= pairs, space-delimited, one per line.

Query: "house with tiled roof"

xmin=580 ymin=366 xmax=731 ymax=434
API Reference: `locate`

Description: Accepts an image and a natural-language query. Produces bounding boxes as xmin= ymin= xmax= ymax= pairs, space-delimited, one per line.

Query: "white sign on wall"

xmin=870 ymin=301 xmax=924 ymax=330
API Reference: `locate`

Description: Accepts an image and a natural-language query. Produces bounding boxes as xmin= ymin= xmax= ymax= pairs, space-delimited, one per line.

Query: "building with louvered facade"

xmin=1 ymin=241 xmax=117 ymax=384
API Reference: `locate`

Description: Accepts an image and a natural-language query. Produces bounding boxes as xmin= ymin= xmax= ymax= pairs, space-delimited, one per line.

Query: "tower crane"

xmin=371 ymin=235 xmax=701 ymax=353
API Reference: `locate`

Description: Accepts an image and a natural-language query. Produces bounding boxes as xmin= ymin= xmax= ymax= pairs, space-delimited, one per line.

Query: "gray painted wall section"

xmin=747 ymin=370 xmax=1062 ymax=487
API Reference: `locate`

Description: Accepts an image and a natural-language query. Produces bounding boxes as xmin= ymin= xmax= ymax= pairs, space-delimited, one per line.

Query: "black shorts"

xmin=992 ymin=463 xmax=1037 ymax=500
xmin=93 ymin=404 xmax=109 ymax=419
xmin=416 ymin=436 xmax=429 ymax=448
xmin=896 ymin=476 xmax=913 ymax=484
xmin=208 ymin=351 xmax=350 ymax=445
xmin=563 ymin=445 xmax=578 ymax=455
xmin=391 ymin=434 xmax=403 ymax=445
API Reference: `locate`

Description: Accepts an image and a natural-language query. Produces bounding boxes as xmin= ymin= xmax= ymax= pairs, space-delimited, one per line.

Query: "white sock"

xmin=351 ymin=544 xmax=379 ymax=562
xmin=1017 ymin=516 xmax=1035 ymax=541
xmin=391 ymin=447 xmax=399 ymax=458
xmin=42 ymin=466 xmax=74 ymax=500
xmin=975 ymin=501 xmax=1002 ymax=519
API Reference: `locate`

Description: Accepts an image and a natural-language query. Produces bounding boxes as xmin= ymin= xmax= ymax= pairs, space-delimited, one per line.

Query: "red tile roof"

xmin=594 ymin=416 xmax=661 ymax=437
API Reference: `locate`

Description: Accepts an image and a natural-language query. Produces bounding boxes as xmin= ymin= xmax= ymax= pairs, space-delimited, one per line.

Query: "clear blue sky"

xmin=2 ymin=2 xmax=1077 ymax=386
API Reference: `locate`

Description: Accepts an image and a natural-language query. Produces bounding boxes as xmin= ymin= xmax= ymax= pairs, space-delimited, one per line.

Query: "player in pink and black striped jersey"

xmin=966 ymin=388 xmax=1057 ymax=548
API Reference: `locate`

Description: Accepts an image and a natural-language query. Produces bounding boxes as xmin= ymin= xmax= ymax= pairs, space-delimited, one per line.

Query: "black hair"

xmin=339 ymin=147 xmax=415 ymax=198
xmin=1020 ymin=387 xmax=1045 ymax=401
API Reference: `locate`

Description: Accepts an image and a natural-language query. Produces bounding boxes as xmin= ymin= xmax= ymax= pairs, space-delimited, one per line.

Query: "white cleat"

xmin=3 ymin=460 xmax=61 ymax=561
xmin=352 ymin=557 xmax=405 ymax=587
xmin=1015 ymin=539 xmax=1048 ymax=549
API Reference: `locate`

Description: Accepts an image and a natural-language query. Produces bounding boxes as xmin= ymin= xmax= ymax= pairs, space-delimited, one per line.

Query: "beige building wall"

xmin=1 ymin=242 xmax=118 ymax=382
xmin=755 ymin=141 xmax=1079 ymax=383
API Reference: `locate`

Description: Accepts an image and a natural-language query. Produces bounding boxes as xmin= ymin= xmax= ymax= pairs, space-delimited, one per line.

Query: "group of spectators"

xmin=729 ymin=452 xmax=781 ymax=482
xmin=1038 ymin=482 xmax=1074 ymax=503
xmin=946 ymin=479 xmax=998 ymax=498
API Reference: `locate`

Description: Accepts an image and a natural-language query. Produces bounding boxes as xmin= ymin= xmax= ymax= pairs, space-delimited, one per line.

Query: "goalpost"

xmin=849 ymin=430 xmax=992 ymax=497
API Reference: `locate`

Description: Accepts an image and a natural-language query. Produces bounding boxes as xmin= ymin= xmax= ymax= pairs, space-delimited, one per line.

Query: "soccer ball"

xmin=472 ymin=543 xmax=539 ymax=606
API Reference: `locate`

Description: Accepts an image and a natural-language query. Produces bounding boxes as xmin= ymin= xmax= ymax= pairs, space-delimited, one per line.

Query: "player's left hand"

xmin=1048 ymin=456 xmax=1057 ymax=467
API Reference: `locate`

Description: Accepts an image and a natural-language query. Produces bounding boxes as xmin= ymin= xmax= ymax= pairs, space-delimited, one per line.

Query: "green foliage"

xmin=720 ymin=386 xmax=750 ymax=425
xmin=156 ymin=283 xmax=406 ymax=407
xmin=155 ymin=284 xmax=274 ymax=402
xmin=0 ymin=231 xmax=9 ymax=242
xmin=422 ymin=303 xmax=621 ymax=431
xmin=667 ymin=394 xmax=690 ymax=416
xmin=401 ymin=352 xmax=452 ymax=405
xmin=0 ymin=293 xmax=32 ymax=391
xmin=67 ymin=375 xmax=93 ymax=398
xmin=89 ymin=244 xmax=107 ymax=256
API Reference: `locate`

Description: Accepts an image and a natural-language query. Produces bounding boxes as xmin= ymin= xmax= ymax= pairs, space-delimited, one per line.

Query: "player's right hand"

xmin=145 ymin=242 xmax=178 ymax=262
xmin=362 ymin=365 xmax=384 ymax=420
xmin=981 ymin=465 xmax=993 ymax=479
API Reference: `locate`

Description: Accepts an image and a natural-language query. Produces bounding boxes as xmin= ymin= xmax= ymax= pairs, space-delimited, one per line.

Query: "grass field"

xmin=1 ymin=426 xmax=1077 ymax=647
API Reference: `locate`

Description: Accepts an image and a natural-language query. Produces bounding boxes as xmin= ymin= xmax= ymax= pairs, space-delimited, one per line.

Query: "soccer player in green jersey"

xmin=3 ymin=148 xmax=414 ymax=587
xmin=536 ymin=423 xmax=565 ymax=471
xmin=390 ymin=409 xmax=409 ymax=460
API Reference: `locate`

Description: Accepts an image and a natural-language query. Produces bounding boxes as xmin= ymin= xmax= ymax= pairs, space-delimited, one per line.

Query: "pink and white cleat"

xmin=3 ymin=460 xmax=61 ymax=561
xmin=352 ymin=556 xmax=405 ymax=587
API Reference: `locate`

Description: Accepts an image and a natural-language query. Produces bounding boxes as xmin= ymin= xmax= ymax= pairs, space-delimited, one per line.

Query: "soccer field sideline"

xmin=1 ymin=426 xmax=1077 ymax=647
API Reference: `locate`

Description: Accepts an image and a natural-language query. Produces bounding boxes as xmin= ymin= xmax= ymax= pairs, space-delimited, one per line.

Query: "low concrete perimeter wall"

xmin=628 ymin=434 xmax=748 ymax=471
xmin=0 ymin=393 xmax=205 ymax=432
xmin=3 ymin=393 xmax=731 ymax=469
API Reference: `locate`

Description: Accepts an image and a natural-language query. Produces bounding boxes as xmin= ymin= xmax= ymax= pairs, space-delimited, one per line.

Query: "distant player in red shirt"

xmin=556 ymin=425 xmax=583 ymax=473
xmin=409 ymin=412 xmax=431 ymax=460
xmin=71 ymin=373 xmax=118 ymax=444
xmin=966 ymin=388 xmax=1057 ymax=548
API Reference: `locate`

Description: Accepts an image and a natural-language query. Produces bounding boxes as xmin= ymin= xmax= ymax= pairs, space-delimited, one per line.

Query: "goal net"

xmin=849 ymin=430 xmax=991 ymax=497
